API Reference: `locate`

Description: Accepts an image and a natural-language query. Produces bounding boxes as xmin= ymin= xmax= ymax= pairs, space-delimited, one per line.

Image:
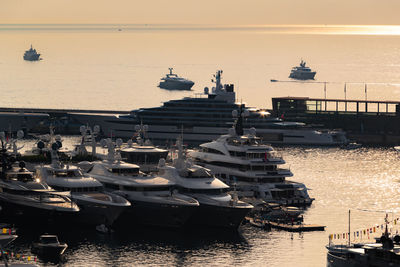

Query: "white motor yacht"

xmin=190 ymin=109 xmax=314 ymax=207
xmin=158 ymin=137 xmax=253 ymax=229
xmin=289 ymin=59 xmax=316 ymax=80
xmin=158 ymin=68 xmax=194 ymax=90
xmin=85 ymin=139 xmax=199 ymax=228
xmin=35 ymin=144 xmax=130 ymax=227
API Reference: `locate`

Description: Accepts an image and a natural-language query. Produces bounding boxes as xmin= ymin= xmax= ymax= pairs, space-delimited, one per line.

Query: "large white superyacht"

xmin=189 ymin=109 xmax=314 ymax=206
xmin=70 ymin=70 xmax=347 ymax=146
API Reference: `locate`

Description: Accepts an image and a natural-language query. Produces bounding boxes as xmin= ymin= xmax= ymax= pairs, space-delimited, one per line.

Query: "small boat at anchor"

xmin=31 ymin=234 xmax=67 ymax=258
xmin=289 ymin=59 xmax=316 ymax=80
xmin=23 ymin=45 xmax=41 ymax=61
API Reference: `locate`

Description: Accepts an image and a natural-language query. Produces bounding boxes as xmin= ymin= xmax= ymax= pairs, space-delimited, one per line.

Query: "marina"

xmin=0 ymin=18 xmax=400 ymax=266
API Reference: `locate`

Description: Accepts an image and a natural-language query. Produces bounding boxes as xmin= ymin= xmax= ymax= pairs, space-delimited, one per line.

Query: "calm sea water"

xmin=2 ymin=25 xmax=400 ymax=266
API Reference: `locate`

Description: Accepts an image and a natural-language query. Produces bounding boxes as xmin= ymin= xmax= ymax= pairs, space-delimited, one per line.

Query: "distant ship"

xmin=23 ymin=45 xmax=41 ymax=61
xmin=289 ymin=60 xmax=316 ymax=80
xmin=158 ymin=68 xmax=194 ymax=90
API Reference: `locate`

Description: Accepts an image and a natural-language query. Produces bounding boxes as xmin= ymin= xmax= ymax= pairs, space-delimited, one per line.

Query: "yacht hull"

xmin=159 ymin=81 xmax=194 ymax=90
xmin=289 ymin=71 xmax=316 ymax=80
xmin=114 ymin=200 xmax=196 ymax=228
xmin=73 ymin=197 xmax=127 ymax=226
xmin=23 ymin=54 xmax=41 ymax=61
xmin=0 ymin=199 xmax=77 ymax=227
xmin=187 ymin=203 xmax=252 ymax=229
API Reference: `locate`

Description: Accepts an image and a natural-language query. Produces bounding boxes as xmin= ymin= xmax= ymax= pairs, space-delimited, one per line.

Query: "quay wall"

xmin=271 ymin=97 xmax=400 ymax=145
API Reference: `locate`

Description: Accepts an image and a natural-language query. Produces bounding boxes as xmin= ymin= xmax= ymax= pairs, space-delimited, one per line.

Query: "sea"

xmin=1 ymin=24 xmax=400 ymax=266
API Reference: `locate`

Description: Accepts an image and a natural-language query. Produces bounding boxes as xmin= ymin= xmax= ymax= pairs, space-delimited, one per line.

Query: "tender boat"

xmin=158 ymin=137 xmax=253 ymax=229
xmin=289 ymin=59 xmax=316 ymax=80
xmin=31 ymin=234 xmax=67 ymax=257
xmin=23 ymin=45 xmax=41 ymax=61
xmin=85 ymin=139 xmax=199 ymax=228
xmin=158 ymin=68 xmax=194 ymax=90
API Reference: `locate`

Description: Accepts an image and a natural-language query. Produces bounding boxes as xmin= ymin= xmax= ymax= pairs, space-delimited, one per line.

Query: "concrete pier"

xmin=271 ymin=97 xmax=400 ymax=145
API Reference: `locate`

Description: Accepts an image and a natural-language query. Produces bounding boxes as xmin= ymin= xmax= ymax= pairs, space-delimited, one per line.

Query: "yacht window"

xmin=48 ymin=170 xmax=82 ymax=178
xmin=104 ymin=183 xmax=120 ymax=190
xmin=202 ymin=147 xmax=224 ymax=155
xmin=122 ymin=186 xmax=170 ymax=191
xmin=40 ymin=236 xmax=58 ymax=244
xmin=180 ymin=188 xmax=229 ymax=194
xmin=109 ymin=168 xmax=139 ymax=175
xmin=15 ymin=173 xmax=34 ymax=182
xmin=183 ymin=168 xmax=213 ymax=179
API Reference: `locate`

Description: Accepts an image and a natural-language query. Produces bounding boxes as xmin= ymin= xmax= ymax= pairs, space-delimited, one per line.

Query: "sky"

xmin=1 ymin=0 xmax=400 ymax=25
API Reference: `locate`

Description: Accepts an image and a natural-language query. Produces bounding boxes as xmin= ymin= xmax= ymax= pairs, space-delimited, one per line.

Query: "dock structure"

xmin=271 ymin=97 xmax=400 ymax=145
xmin=0 ymin=107 xmax=130 ymax=135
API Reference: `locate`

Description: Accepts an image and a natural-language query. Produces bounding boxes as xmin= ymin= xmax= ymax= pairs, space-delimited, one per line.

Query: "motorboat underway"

xmin=190 ymin=108 xmax=314 ymax=207
xmin=85 ymin=139 xmax=199 ymax=228
xmin=159 ymin=137 xmax=253 ymax=229
xmin=35 ymin=144 xmax=130 ymax=227
xmin=31 ymin=234 xmax=67 ymax=258
xmin=158 ymin=68 xmax=194 ymax=90
xmin=289 ymin=59 xmax=316 ymax=80
xmin=23 ymin=45 xmax=41 ymax=61
xmin=70 ymin=70 xmax=347 ymax=146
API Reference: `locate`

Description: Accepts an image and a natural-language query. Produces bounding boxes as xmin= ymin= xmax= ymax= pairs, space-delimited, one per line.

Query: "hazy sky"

xmin=1 ymin=0 xmax=400 ymax=25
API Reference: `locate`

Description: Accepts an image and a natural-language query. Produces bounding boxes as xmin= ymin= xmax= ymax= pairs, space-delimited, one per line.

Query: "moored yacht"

xmin=69 ymin=70 xmax=346 ymax=145
xmin=34 ymin=143 xmax=130 ymax=227
xmin=158 ymin=137 xmax=253 ymax=229
xmin=190 ymin=109 xmax=314 ymax=207
xmin=289 ymin=59 xmax=316 ymax=80
xmin=23 ymin=45 xmax=41 ymax=61
xmin=0 ymin=154 xmax=79 ymax=225
xmin=85 ymin=139 xmax=199 ymax=228
xmin=158 ymin=68 xmax=194 ymax=90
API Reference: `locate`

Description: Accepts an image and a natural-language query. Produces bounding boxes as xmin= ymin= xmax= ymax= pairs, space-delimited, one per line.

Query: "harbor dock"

xmin=271 ymin=96 xmax=400 ymax=145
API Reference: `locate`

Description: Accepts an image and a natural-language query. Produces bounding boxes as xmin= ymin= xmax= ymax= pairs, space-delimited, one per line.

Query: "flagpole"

xmin=348 ymin=209 xmax=351 ymax=246
xmin=344 ymin=83 xmax=347 ymax=111
xmin=324 ymin=82 xmax=327 ymax=111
